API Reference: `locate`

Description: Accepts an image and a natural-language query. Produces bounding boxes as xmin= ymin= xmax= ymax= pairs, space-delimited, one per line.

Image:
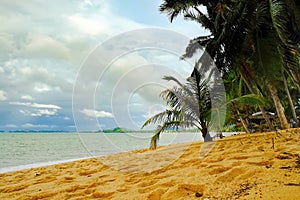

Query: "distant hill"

xmin=102 ymin=127 xmax=154 ymax=133
xmin=103 ymin=127 xmax=127 ymax=133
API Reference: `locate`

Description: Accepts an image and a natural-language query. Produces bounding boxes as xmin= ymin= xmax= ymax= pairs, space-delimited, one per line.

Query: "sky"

xmin=0 ymin=0 xmax=209 ymax=131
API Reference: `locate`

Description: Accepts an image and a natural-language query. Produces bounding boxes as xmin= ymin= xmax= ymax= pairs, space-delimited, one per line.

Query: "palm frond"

xmin=162 ymin=75 xmax=185 ymax=87
xmin=227 ymin=94 xmax=266 ymax=107
xmin=143 ymin=66 xmax=214 ymax=149
xmin=141 ymin=109 xmax=181 ymax=129
xmin=182 ymin=35 xmax=212 ymax=58
xmin=269 ymin=0 xmax=290 ymax=44
xmin=150 ymin=120 xmax=183 ymax=149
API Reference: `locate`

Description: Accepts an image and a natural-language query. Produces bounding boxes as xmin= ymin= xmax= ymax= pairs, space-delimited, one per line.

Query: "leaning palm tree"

xmin=159 ymin=0 xmax=278 ymax=130
xmin=160 ymin=0 xmax=300 ymax=130
xmin=142 ymin=68 xmax=213 ymax=149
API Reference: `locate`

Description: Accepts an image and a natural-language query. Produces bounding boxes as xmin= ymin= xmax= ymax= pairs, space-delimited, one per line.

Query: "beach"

xmin=0 ymin=129 xmax=299 ymax=199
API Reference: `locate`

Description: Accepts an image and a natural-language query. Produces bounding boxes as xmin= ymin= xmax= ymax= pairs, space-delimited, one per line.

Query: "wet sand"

xmin=1 ymin=129 xmax=300 ymax=199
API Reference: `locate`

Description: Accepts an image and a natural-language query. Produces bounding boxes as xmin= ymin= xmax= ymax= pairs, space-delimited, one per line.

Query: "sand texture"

xmin=0 ymin=129 xmax=300 ymax=199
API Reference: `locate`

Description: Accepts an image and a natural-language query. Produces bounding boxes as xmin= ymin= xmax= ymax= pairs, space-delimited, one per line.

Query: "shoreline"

xmin=1 ymin=129 xmax=299 ymax=199
xmin=0 ymin=157 xmax=93 ymax=174
xmin=0 ymin=131 xmax=238 ymax=174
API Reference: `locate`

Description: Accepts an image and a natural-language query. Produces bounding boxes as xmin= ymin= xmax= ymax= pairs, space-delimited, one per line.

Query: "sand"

xmin=0 ymin=129 xmax=299 ymax=199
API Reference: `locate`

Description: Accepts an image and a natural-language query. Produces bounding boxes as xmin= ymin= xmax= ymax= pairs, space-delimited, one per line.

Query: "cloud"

xmin=5 ymin=124 xmax=17 ymax=128
xmin=63 ymin=117 xmax=70 ymax=120
xmin=68 ymin=14 xmax=108 ymax=36
xmin=21 ymin=123 xmax=50 ymax=128
xmin=0 ymin=90 xmax=7 ymax=101
xmin=80 ymin=109 xmax=114 ymax=118
xmin=84 ymin=0 xmax=93 ymax=6
xmin=20 ymin=109 xmax=58 ymax=117
xmin=10 ymin=101 xmax=61 ymax=117
xmin=0 ymin=1 xmax=204 ymax=131
xmin=34 ymin=84 xmax=51 ymax=93
xmin=21 ymin=95 xmax=35 ymax=101
xmin=0 ymin=63 xmax=73 ymax=103
xmin=23 ymin=35 xmax=70 ymax=60
xmin=9 ymin=102 xmax=61 ymax=109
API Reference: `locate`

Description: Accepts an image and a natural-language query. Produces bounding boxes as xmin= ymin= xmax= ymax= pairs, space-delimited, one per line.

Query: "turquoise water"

xmin=0 ymin=132 xmax=206 ymax=173
xmin=0 ymin=133 xmax=90 ymax=172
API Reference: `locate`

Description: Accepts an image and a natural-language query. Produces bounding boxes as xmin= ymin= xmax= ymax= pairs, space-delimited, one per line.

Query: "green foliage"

xmin=227 ymin=94 xmax=266 ymax=107
xmin=142 ymin=67 xmax=214 ymax=149
xmin=103 ymin=127 xmax=127 ymax=133
xmin=159 ymin=0 xmax=300 ymax=130
xmin=221 ymin=124 xmax=243 ymax=132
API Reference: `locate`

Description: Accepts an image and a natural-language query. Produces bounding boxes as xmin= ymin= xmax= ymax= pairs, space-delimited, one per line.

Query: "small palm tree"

xmin=142 ymin=67 xmax=214 ymax=149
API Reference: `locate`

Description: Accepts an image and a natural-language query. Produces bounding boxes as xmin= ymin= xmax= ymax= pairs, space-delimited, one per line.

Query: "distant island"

xmin=102 ymin=127 xmax=153 ymax=133
xmin=102 ymin=127 xmax=201 ymax=133
xmin=0 ymin=127 xmax=201 ymax=133
xmin=103 ymin=127 xmax=127 ymax=133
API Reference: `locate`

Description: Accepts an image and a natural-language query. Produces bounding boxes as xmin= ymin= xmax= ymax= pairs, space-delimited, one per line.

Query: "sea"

xmin=0 ymin=132 xmax=234 ymax=173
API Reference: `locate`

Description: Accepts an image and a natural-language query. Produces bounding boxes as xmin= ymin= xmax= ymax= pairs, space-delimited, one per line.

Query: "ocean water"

xmin=0 ymin=132 xmax=208 ymax=173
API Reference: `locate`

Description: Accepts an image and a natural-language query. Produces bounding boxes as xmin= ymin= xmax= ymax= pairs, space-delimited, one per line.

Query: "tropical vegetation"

xmin=143 ymin=0 xmax=300 ymax=149
xmin=142 ymin=68 xmax=215 ymax=149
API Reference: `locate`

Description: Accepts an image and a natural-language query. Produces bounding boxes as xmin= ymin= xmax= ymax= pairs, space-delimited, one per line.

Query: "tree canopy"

xmin=144 ymin=0 xmax=300 ymax=149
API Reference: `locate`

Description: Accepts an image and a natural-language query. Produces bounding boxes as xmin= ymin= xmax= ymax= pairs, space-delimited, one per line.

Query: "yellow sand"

xmin=1 ymin=129 xmax=300 ymax=199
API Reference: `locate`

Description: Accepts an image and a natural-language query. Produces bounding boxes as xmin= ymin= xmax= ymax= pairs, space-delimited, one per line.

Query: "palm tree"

xmin=160 ymin=1 xmax=277 ymax=129
xmin=268 ymin=0 xmax=300 ymax=94
xmin=142 ymin=67 xmax=214 ymax=149
xmin=160 ymin=0 xmax=300 ymax=130
xmin=282 ymin=70 xmax=298 ymax=124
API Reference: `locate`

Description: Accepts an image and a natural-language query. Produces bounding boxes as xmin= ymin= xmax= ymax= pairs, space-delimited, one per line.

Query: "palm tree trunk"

xmin=235 ymin=108 xmax=251 ymax=133
xmin=200 ymin=121 xmax=212 ymax=142
xmin=239 ymin=70 xmax=274 ymax=131
xmin=283 ymin=71 xmax=298 ymax=124
xmin=266 ymin=81 xmax=290 ymax=129
xmin=288 ymin=67 xmax=300 ymax=95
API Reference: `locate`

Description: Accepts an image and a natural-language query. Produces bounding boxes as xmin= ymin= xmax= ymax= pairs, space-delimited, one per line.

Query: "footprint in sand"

xmin=209 ymin=166 xmax=231 ymax=175
xmin=163 ymin=184 xmax=205 ymax=198
xmin=215 ymin=167 xmax=245 ymax=183
xmin=92 ymin=191 xmax=114 ymax=198
xmin=148 ymin=188 xmax=167 ymax=200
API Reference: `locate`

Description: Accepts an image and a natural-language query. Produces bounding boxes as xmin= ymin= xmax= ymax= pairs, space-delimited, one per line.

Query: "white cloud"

xmin=84 ymin=0 xmax=93 ymax=6
xmin=21 ymin=123 xmax=50 ymax=128
xmin=19 ymin=109 xmax=58 ymax=117
xmin=31 ymin=103 xmax=61 ymax=109
xmin=5 ymin=124 xmax=17 ymax=128
xmin=10 ymin=101 xmax=61 ymax=117
xmin=34 ymin=84 xmax=51 ymax=93
xmin=68 ymin=14 xmax=108 ymax=36
xmin=80 ymin=108 xmax=114 ymax=118
xmin=23 ymin=35 xmax=70 ymax=60
xmin=21 ymin=95 xmax=35 ymax=101
xmin=32 ymin=109 xmax=57 ymax=116
xmin=0 ymin=90 xmax=7 ymax=101
xmin=2 ymin=64 xmax=73 ymax=97
xmin=10 ymin=101 xmax=61 ymax=109
xmin=0 ymin=0 xmax=203 ymax=130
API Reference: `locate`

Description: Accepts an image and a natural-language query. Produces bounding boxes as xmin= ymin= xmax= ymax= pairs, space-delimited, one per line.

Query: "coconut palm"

xmin=160 ymin=0 xmax=300 ymax=130
xmin=142 ymin=67 xmax=214 ymax=149
xmin=160 ymin=0 xmax=277 ymax=129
